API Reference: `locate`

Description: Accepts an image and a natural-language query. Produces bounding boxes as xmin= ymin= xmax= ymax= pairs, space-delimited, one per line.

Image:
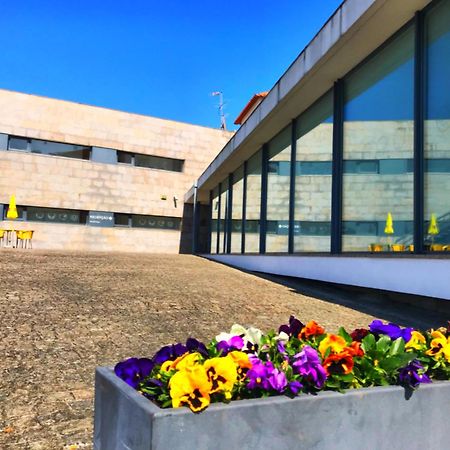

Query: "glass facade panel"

xmin=114 ymin=213 xmax=130 ymax=226
xmin=231 ymin=165 xmax=244 ymax=253
xmin=210 ymin=187 xmax=219 ymax=254
xmin=294 ymin=91 xmax=333 ymax=252
xmin=342 ymin=25 xmax=414 ymax=252
xmin=219 ymin=179 xmax=229 ymax=253
xmin=424 ymin=0 xmax=450 ymax=251
xmin=245 ymin=150 xmax=262 ymax=252
xmin=8 ymin=137 xmax=29 ymax=151
xmin=117 ymin=151 xmax=133 ymax=164
xmin=134 ymin=154 xmax=184 ymax=172
xmin=266 ymin=126 xmax=291 ymax=253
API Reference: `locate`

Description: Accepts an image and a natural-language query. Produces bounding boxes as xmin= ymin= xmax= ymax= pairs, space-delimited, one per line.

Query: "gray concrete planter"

xmin=94 ymin=366 xmax=450 ymax=450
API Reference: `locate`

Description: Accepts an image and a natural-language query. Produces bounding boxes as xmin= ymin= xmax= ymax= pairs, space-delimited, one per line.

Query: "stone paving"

xmin=0 ymin=250 xmax=444 ymax=449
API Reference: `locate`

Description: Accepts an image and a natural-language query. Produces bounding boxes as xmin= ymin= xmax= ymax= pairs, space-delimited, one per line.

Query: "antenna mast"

xmin=211 ymin=91 xmax=227 ymax=130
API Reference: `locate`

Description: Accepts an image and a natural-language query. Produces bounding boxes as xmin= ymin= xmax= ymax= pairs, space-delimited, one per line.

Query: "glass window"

xmin=8 ymin=137 xmax=29 ymax=151
xmin=210 ymin=186 xmax=220 ymax=254
xmin=266 ymin=126 xmax=291 ymax=253
xmin=424 ymin=0 xmax=450 ymax=252
xmin=134 ymin=154 xmax=184 ymax=172
xmin=231 ymin=165 xmax=244 ymax=253
xmin=131 ymin=215 xmax=181 ymax=230
xmin=27 ymin=207 xmax=86 ymax=224
xmin=245 ymin=149 xmax=262 ymax=252
xmin=30 ymin=139 xmax=90 ymax=160
xmin=294 ymin=91 xmax=333 ymax=252
xmin=342 ymin=25 xmax=414 ymax=252
xmin=115 ymin=213 xmax=130 ymax=226
xmin=117 ymin=151 xmax=134 ymax=164
xmin=219 ymin=178 xmax=229 ymax=253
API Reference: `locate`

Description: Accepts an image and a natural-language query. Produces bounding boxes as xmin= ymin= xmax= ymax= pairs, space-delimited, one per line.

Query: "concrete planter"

xmin=94 ymin=366 xmax=450 ymax=450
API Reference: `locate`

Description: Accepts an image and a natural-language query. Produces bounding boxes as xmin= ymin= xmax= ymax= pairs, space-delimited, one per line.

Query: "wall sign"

xmin=88 ymin=211 xmax=114 ymax=227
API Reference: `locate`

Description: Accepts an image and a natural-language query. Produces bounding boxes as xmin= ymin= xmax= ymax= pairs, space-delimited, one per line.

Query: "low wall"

xmin=205 ymin=254 xmax=450 ymax=300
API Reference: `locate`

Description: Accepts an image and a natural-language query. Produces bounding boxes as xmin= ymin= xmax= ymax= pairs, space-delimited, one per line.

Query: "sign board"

xmin=88 ymin=211 xmax=114 ymax=227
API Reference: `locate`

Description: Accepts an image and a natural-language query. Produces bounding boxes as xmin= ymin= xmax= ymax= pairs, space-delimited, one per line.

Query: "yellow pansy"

xmin=204 ymin=357 xmax=238 ymax=394
xmin=405 ymin=331 xmax=426 ymax=350
xmin=318 ymin=334 xmax=347 ymax=358
xmin=169 ymin=365 xmax=212 ymax=412
xmin=227 ymin=351 xmax=252 ymax=369
xmin=161 ymin=352 xmax=201 ymax=372
xmin=425 ymin=330 xmax=450 ymax=362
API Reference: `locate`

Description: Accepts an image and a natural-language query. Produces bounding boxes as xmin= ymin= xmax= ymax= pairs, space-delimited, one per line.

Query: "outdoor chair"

xmin=0 ymin=229 xmax=5 ymax=247
xmin=16 ymin=230 xmax=34 ymax=249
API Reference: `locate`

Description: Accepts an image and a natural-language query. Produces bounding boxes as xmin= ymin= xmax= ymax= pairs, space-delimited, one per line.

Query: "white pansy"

xmin=276 ymin=331 xmax=289 ymax=343
xmin=215 ymin=324 xmax=263 ymax=346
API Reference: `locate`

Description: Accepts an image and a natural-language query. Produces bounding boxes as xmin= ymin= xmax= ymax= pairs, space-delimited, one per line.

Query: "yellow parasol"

xmin=384 ymin=212 xmax=394 ymax=235
xmin=428 ymin=213 xmax=439 ymax=236
xmin=6 ymin=194 xmax=18 ymax=220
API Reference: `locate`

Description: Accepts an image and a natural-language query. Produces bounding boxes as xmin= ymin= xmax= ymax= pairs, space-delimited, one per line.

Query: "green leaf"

xmin=389 ymin=337 xmax=405 ymax=356
xmin=338 ymin=327 xmax=352 ymax=344
xmin=376 ymin=335 xmax=392 ymax=354
xmin=361 ymin=333 xmax=375 ymax=352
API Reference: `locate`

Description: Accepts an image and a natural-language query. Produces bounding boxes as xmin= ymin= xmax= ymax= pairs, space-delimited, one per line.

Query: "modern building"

xmin=0 ymin=89 xmax=233 ymax=252
xmin=187 ymin=0 xmax=450 ymax=300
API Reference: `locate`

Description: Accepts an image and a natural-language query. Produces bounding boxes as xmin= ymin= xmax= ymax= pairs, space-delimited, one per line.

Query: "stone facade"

xmin=0 ymin=89 xmax=233 ymax=252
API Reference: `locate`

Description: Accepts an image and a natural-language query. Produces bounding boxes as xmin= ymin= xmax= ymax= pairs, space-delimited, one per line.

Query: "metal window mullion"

xmin=241 ymin=161 xmax=248 ymax=254
xmin=288 ymin=119 xmax=297 ymax=254
xmin=414 ymin=11 xmax=425 ymax=254
xmin=260 ymin=144 xmax=268 ymax=254
xmin=208 ymin=190 xmax=213 ymax=253
xmin=331 ymin=79 xmax=344 ymax=254
xmin=226 ymin=173 xmax=233 ymax=254
xmin=217 ymin=182 xmax=222 ymax=254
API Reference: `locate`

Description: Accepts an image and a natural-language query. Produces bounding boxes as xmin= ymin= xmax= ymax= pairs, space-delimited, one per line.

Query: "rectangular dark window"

xmin=8 ymin=137 xmax=29 ymax=151
xmin=134 ymin=154 xmax=184 ymax=172
xmin=27 ymin=207 xmax=87 ymax=224
xmin=117 ymin=151 xmax=134 ymax=164
xmin=2 ymin=205 xmax=26 ymax=220
xmin=114 ymin=213 xmax=130 ymax=226
xmin=131 ymin=215 xmax=181 ymax=230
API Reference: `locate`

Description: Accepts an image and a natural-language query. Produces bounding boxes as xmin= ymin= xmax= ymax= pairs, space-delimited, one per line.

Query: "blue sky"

xmin=0 ymin=1 xmax=342 ymax=130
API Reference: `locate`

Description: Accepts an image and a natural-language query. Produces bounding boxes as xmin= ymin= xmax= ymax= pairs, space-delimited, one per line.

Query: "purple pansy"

xmin=369 ymin=320 xmax=413 ymax=342
xmin=152 ymin=343 xmax=187 ymax=365
xmin=186 ymin=337 xmax=208 ymax=357
xmin=279 ymin=315 xmax=304 ymax=338
xmin=267 ymin=368 xmax=288 ymax=393
xmin=288 ymin=380 xmax=303 ymax=395
xmin=246 ymin=357 xmax=274 ymax=390
xmin=398 ymin=360 xmax=432 ymax=388
xmin=292 ymin=346 xmax=327 ymax=389
xmin=217 ymin=335 xmax=245 ymax=355
xmin=114 ymin=357 xmax=154 ymax=389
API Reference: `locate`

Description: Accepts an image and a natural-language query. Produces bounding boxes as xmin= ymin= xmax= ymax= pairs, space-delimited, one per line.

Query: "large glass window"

xmin=245 ymin=150 xmax=262 ymax=252
xmin=294 ymin=91 xmax=333 ymax=252
xmin=219 ymin=179 xmax=229 ymax=253
xmin=424 ymin=0 xmax=450 ymax=252
xmin=210 ymin=187 xmax=220 ymax=254
xmin=266 ymin=126 xmax=291 ymax=253
xmin=231 ymin=165 xmax=244 ymax=253
xmin=342 ymin=25 xmax=415 ymax=252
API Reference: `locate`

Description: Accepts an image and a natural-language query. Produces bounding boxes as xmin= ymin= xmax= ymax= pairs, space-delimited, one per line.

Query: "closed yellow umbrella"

xmin=6 ymin=194 xmax=18 ymax=220
xmin=384 ymin=212 xmax=394 ymax=235
xmin=428 ymin=213 xmax=439 ymax=236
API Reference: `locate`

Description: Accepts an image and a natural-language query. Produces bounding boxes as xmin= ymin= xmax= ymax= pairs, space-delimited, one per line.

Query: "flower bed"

xmin=112 ymin=317 xmax=450 ymax=413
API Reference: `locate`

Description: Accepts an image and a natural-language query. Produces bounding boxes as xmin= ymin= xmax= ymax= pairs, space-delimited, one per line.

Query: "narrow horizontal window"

xmin=114 ymin=213 xmax=130 ymax=226
xmin=117 ymin=151 xmax=133 ymax=164
xmin=8 ymin=137 xmax=29 ymax=151
xmin=131 ymin=215 xmax=181 ymax=230
xmin=26 ymin=206 xmax=88 ymax=224
xmin=134 ymin=154 xmax=184 ymax=172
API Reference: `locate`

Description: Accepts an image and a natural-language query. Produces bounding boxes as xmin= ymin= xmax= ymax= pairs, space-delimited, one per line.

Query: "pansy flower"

xmin=279 ymin=316 xmax=304 ymax=339
xmin=398 ymin=360 xmax=431 ymax=388
xmin=350 ymin=328 xmax=369 ymax=342
xmin=246 ymin=357 xmax=274 ymax=390
xmin=369 ymin=320 xmax=413 ymax=342
xmin=267 ymin=368 xmax=288 ymax=393
xmin=322 ymin=350 xmax=354 ymax=376
xmin=161 ymin=352 xmax=201 ymax=372
xmin=169 ymin=366 xmax=212 ymax=412
xmin=299 ymin=320 xmax=326 ymax=340
xmin=292 ymin=346 xmax=327 ymax=389
xmin=405 ymin=331 xmax=426 ymax=351
xmin=425 ymin=330 xmax=450 ymax=362
xmin=318 ymin=334 xmax=347 ymax=358
xmin=153 ymin=343 xmax=187 ymax=365
xmin=204 ymin=357 xmax=238 ymax=394
xmin=114 ymin=357 xmax=154 ymax=389
xmin=217 ymin=335 xmax=245 ymax=355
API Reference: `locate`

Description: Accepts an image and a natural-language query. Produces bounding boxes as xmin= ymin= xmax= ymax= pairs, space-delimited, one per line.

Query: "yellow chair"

xmin=391 ymin=244 xmax=405 ymax=252
xmin=430 ymin=244 xmax=444 ymax=252
xmin=16 ymin=230 xmax=34 ymax=249
xmin=0 ymin=229 xmax=5 ymax=248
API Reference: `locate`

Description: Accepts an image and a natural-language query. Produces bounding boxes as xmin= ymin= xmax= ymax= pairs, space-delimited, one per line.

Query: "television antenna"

xmin=211 ymin=91 xmax=227 ymax=130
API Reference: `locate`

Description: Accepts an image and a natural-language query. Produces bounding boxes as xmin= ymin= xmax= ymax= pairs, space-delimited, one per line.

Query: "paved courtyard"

xmin=0 ymin=251 xmax=444 ymax=449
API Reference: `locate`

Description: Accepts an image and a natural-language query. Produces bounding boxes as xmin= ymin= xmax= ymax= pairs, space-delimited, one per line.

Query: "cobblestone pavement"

xmin=0 ymin=251 xmax=444 ymax=449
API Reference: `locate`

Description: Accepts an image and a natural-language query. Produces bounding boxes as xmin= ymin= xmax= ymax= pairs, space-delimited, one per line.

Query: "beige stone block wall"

xmin=0 ymin=220 xmax=181 ymax=253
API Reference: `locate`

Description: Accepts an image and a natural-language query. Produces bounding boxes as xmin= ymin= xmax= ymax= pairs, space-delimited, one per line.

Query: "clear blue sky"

xmin=0 ymin=1 xmax=342 ymax=130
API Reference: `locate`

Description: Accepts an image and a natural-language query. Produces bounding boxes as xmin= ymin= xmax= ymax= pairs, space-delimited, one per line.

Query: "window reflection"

xmin=245 ymin=150 xmax=262 ymax=252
